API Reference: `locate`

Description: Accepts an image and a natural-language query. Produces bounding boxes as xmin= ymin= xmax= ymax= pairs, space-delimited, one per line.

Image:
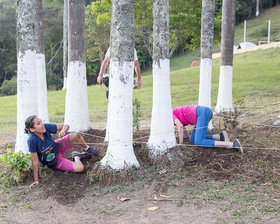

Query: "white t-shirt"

xmin=105 ymin=47 xmax=138 ymax=61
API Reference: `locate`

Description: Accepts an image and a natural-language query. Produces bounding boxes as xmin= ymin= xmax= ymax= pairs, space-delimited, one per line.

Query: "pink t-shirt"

xmin=172 ymin=105 xmax=198 ymax=126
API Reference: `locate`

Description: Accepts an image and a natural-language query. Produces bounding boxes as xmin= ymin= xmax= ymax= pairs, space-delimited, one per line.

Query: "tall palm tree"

xmin=147 ymin=0 xmax=176 ymax=156
xmin=256 ymin=0 xmax=260 ymax=16
xmin=15 ymin=0 xmax=38 ymax=153
xmin=62 ymin=0 xmax=68 ymax=90
xmin=64 ymin=0 xmax=90 ymax=132
xmin=215 ymin=0 xmax=236 ymax=113
xmin=35 ymin=0 xmax=49 ymax=123
xmin=100 ymin=0 xmax=139 ymax=169
xmin=198 ymin=0 xmax=215 ymax=129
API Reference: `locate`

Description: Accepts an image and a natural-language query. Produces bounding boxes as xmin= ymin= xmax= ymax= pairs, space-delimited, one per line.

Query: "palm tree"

xmin=100 ymin=0 xmax=140 ymax=169
xmin=215 ymin=0 xmax=236 ymax=113
xmin=15 ymin=0 xmax=38 ymax=153
xmin=62 ymin=0 xmax=68 ymax=90
xmin=198 ymin=0 xmax=215 ymax=129
xmin=256 ymin=0 xmax=260 ymax=16
xmin=147 ymin=0 xmax=176 ymax=156
xmin=35 ymin=0 xmax=49 ymax=123
xmin=64 ymin=0 xmax=90 ymax=132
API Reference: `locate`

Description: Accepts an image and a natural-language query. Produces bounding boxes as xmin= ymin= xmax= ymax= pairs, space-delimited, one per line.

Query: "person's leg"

xmin=54 ymin=157 xmax=84 ymax=173
xmin=189 ymin=127 xmax=196 ymax=143
xmin=68 ymin=133 xmax=87 ymax=148
xmin=55 ymin=134 xmax=73 ymax=156
xmin=54 ymin=135 xmax=85 ymax=173
xmin=67 ymin=133 xmax=99 ymax=155
xmin=193 ymin=106 xmax=215 ymax=147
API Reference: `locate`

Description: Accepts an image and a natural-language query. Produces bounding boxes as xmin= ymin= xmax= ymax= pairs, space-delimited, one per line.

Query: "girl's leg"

xmin=189 ymin=128 xmax=196 ymax=143
xmin=193 ymin=106 xmax=215 ymax=147
xmin=69 ymin=133 xmax=87 ymax=148
xmin=69 ymin=133 xmax=99 ymax=155
xmin=54 ymin=157 xmax=84 ymax=173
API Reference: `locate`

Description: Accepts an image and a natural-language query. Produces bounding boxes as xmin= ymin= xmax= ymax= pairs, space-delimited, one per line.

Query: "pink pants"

xmin=53 ymin=134 xmax=75 ymax=172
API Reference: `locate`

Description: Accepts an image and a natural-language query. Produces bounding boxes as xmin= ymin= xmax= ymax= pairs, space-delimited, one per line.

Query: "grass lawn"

xmin=1 ymin=47 xmax=279 ymax=145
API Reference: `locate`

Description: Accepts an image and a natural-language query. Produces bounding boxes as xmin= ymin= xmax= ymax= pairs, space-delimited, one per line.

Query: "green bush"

xmin=0 ymin=77 xmax=17 ymax=96
xmin=0 ymin=148 xmax=32 ymax=185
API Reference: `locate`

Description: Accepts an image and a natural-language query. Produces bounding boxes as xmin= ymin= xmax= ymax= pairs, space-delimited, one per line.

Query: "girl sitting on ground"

xmin=173 ymin=105 xmax=243 ymax=153
xmin=25 ymin=115 xmax=100 ymax=187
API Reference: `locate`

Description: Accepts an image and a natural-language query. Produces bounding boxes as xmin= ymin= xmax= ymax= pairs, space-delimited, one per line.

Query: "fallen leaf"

xmin=158 ymin=169 xmax=167 ymax=175
xmin=120 ymin=197 xmax=130 ymax=202
xmin=147 ymin=206 xmax=159 ymax=211
xmin=159 ymin=194 xmax=171 ymax=198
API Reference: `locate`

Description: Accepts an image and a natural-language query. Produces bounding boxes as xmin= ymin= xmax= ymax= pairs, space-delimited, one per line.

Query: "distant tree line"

xmin=0 ymin=0 xmax=278 ymax=95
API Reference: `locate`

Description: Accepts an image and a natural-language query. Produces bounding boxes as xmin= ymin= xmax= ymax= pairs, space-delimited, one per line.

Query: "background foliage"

xmin=0 ymin=0 xmax=279 ymax=95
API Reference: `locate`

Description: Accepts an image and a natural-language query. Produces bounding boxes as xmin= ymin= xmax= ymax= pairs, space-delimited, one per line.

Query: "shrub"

xmin=0 ymin=77 xmax=17 ymax=96
xmin=0 ymin=148 xmax=32 ymax=186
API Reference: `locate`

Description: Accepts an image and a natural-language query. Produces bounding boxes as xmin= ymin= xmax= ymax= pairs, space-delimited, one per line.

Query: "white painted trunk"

xmin=100 ymin=60 xmax=139 ymax=169
xmin=198 ymin=58 xmax=213 ymax=129
xmin=104 ymin=104 xmax=109 ymax=142
xmin=64 ymin=61 xmax=90 ymax=132
xmin=36 ymin=53 xmax=49 ymax=123
xmin=62 ymin=77 xmax=67 ymax=90
xmin=16 ymin=50 xmax=38 ymax=153
xmin=198 ymin=58 xmax=212 ymax=108
xmin=273 ymin=115 xmax=280 ymax=125
xmin=148 ymin=59 xmax=176 ymax=156
xmin=215 ymin=65 xmax=234 ymax=113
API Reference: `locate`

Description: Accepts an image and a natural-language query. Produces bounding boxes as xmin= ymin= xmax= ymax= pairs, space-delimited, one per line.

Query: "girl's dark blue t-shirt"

xmin=27 ymin=124 xmax=58 ymax=164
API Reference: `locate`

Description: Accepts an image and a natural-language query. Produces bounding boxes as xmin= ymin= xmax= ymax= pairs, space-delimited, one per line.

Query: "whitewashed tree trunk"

xmin=35 ymin=0 xmax=49 ymax=123
xmin=15 ymin=0 xmax=38 ymax=153
xmin=273 ymin=115 xmax=280 ymax=125
xmin=62 ymin=0 xmax=68 ymax=90
xmin=198 ymin=0 xmax=215 ymax=130
xmin=256 ymin=0 xmax=260 ymax=16
xmin=104 ymin=107 xmax=109 ymax=142
xmin=101 ymin=0 xmax=139 ymax=170
xmin=215 ymin=0 xmax=236 ymax=113
xmin=64 ymin=0 xmax=90 ymax=132
xmin=147 ymin=0 xmax=176 ymax=156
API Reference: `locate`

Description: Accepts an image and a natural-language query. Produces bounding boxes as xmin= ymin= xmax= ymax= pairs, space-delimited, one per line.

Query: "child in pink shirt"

xmin=173 ymin=105 xmax=243 ymax=153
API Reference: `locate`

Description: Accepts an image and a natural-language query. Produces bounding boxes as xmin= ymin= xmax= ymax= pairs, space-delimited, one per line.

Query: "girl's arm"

xmin=29 ymin=152 xmax=39 ymax=188
xmin=57 ymin=124 xmax=70 ymax=137
xmin=183 ymin=126 xmax=190 ymax=138
xmin=174 ymin=119 xmax=184 ymax=144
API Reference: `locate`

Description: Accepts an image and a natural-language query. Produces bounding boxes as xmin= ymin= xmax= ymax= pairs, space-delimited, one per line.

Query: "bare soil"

xmin=1 ymin=117 xmax=280 ymax=223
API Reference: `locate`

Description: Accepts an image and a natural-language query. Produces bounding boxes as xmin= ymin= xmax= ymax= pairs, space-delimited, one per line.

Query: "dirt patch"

xmin=1 ymin=121 xmax=280 ymax=223
xmin=18 ymin=124 xmax=280 ymax=205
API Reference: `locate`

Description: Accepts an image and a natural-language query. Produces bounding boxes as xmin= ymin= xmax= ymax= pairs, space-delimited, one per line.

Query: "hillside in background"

xmin=166 ymin=5 xmax=280 ymax=73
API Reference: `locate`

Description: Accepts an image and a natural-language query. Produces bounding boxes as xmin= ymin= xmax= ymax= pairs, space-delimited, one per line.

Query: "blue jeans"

xmin=189 ymin=106 xmax=215 ymax=147
xmin=106 ymin=90 xmax=109 ymax=99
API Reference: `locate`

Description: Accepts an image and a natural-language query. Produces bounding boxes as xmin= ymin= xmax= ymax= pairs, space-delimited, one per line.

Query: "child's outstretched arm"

xmin=174 ymin=118 xmax=184 ymax=144
xmin=57 ymin=124 xmax=70 ymax=138
xmin=29 ymin=152 xmax=39 ymax=188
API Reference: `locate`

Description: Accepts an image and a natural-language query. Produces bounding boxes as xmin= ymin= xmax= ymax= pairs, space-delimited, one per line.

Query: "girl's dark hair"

xmin=24 ymin=115 xmax=37 ymax=134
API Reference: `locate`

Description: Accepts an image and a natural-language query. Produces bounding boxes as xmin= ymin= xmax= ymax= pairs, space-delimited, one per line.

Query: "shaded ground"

xmin=1 ymin=118 xmax=280 ymax=223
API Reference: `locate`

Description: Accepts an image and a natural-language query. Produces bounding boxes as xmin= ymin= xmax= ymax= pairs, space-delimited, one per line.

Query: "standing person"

xmin=173 ymin=105 xmax=243 ymax=153
xmin=97 ymin=47 xmax=142 ymax=96
xmin=25 ymin=115 xmax=100 ymax=187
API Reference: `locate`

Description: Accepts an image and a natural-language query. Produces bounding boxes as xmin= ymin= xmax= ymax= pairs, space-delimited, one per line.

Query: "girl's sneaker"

xmin=219 ymin=131 xmax=230 ymax=142
xmin=232 ymin=139 xmax=243 ymax=154
xmin=72 ymin=151 xmax=92 ymax=161
xmin=84 ymin=146 xmax=100 ymax=156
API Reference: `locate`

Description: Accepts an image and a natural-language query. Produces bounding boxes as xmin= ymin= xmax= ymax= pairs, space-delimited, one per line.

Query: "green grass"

xmin=1 ymin=47 xmax=280 ymax=144
xmin=234 ymin=5 xmax=280 ymax=45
